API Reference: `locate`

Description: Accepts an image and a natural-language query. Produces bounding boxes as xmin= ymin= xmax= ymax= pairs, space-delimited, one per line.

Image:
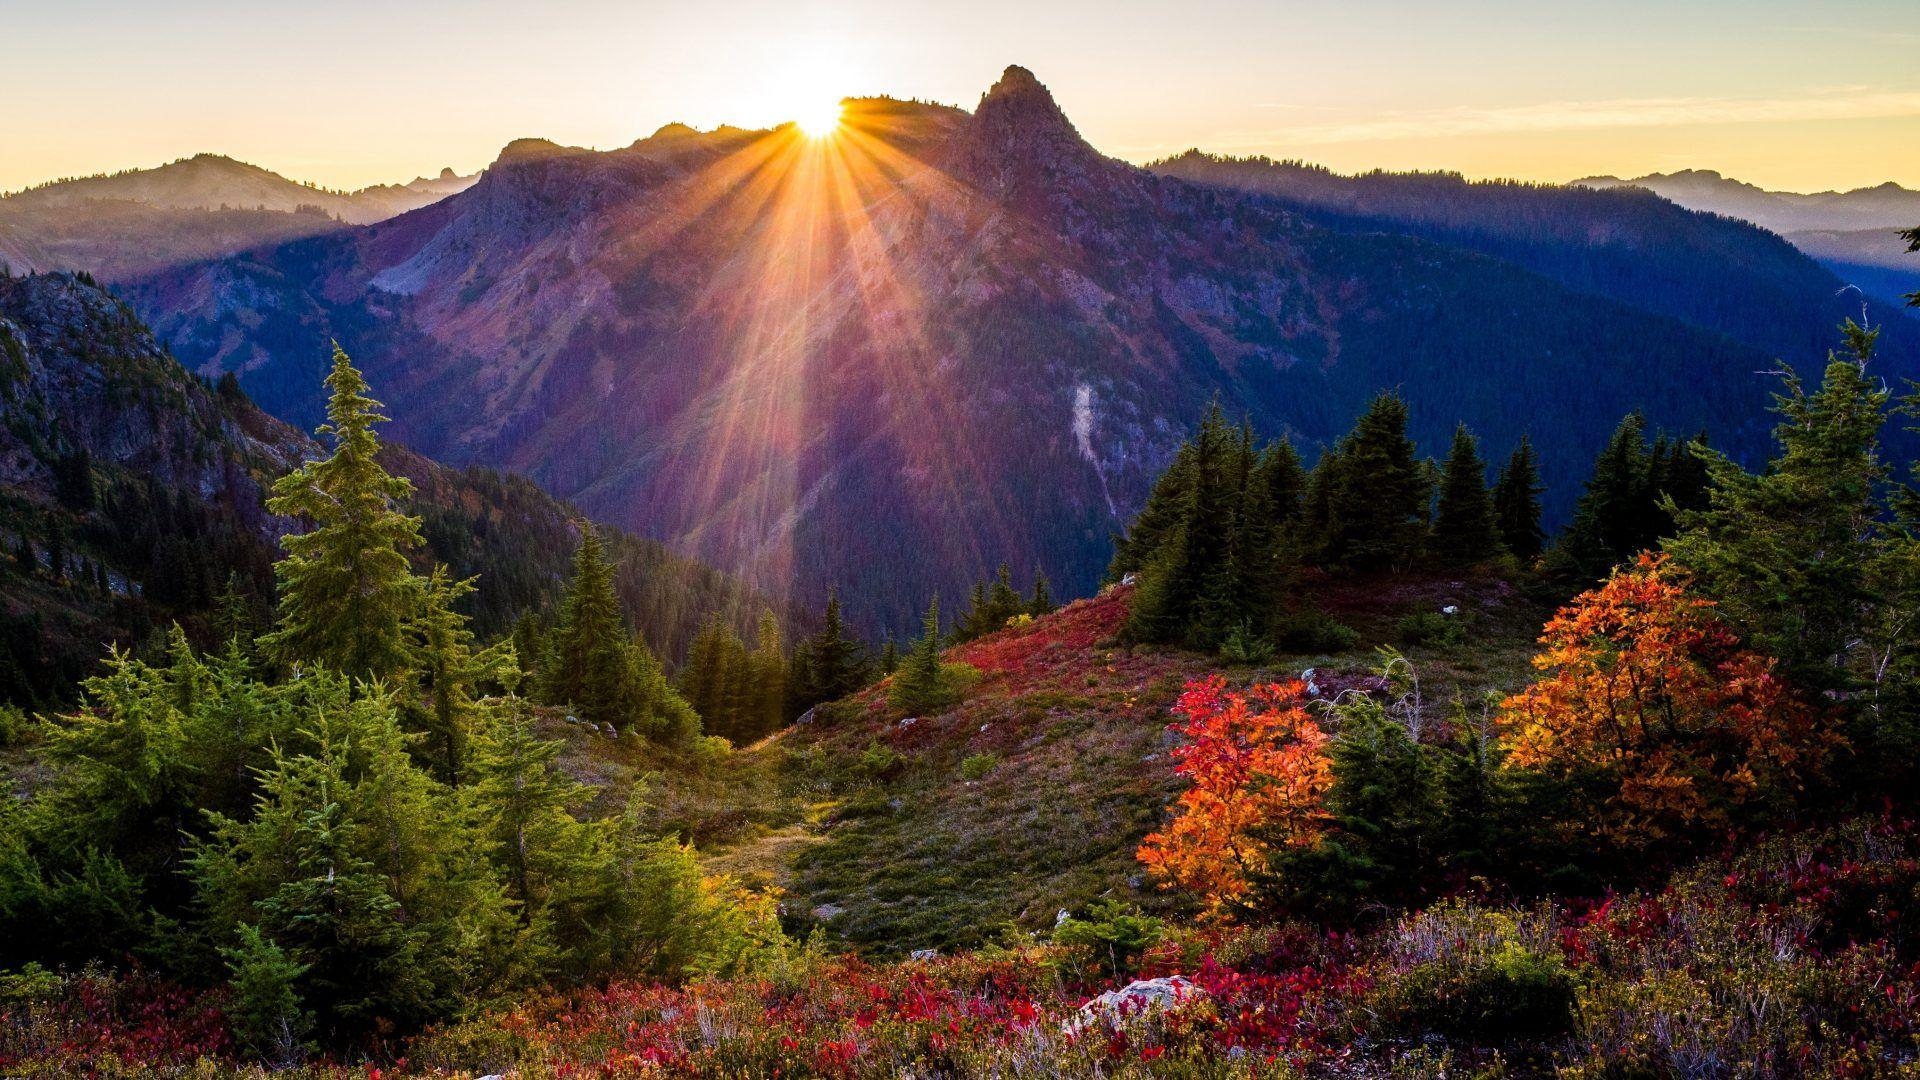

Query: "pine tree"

xmin=1321 ymin=393 xmax=1432 ymax=572
xmin=1028 ymin=569 xmax=1055 ymax=616
xmin=509 ymin=613 xmax=545 ymax=684
xmin=1125 ymin=404 xmax=1243 ymax=643
xmin=1432 ymin=424 xmax=1502 ymax=566
xmin=214 ymin=571 xmax=259 ymax=652
xmin=1491 ymin=437 xmax=1546 ymax=561
xmin=792 ymin=592 xmax=868 ymax=712
xmin=1109 ymin=440 xmax=1195 ymax=581
xmin=1196 ymin=421 xmax=1279 ymax=647
xmin=888 ymin=596 xmax=955 ymax=716
xmin=1259 ymin=436 xmax=1308 ymax=538
xmin=405 ymin=568 xmax=516 ymax=784
xmin=878 ymin=634 xmax=898 ymax=675
xmin=1554 ymin=412 xmax=1658 ymax=580
xmin=260 ymin=346 xmax=424 ymax=680
xmin=1666 ymin=322 xmax=1889 ymax=701
xmin=468 ymin=706 xmax=590 ymax=929
xmin=53 ymin=447 xmax=95 ymax=512
xmin=677 ymin=616 xmax=732 ymax=733
xmin=537 ymin=523 xmax=644 ymax=732
xmin=748 ymin=609 xmax=786 ymax=740
xmin=45 ymin=524 xmax=66 ymax=583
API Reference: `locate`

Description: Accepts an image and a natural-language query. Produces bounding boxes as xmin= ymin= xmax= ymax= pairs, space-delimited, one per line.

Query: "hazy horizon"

xmin=5 ymin=0 xmax=1919 ymax=196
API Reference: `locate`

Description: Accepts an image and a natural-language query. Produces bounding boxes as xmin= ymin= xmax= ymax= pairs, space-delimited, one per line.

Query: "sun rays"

xmin=606 ymin=103 xmax=1001 ymax=615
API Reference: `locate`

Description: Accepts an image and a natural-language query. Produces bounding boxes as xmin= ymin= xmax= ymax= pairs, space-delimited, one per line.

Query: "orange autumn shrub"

xmin=1138 ymin=676 xmax=1333 ymax=912
xmin=1501 ymin=554 xmax=1838 ymax=841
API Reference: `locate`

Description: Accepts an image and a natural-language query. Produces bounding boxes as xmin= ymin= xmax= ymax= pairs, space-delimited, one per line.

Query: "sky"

xmin=4 ymin=0 xmax=1919 ymax=194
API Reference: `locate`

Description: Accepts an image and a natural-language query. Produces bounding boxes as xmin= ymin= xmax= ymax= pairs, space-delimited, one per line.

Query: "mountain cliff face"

xmin=122 ymin=68 xmax=1919 ymax=632
xmin=0 ymin=271 xmax=762 ymax=704
xmin=0 ymin=155 xmax=476 ymax=281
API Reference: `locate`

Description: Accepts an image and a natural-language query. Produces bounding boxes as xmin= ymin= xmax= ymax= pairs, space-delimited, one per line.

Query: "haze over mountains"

xmin=1575 ymin=169 xmax=1920 ymax=305
xmin=9 ymin=67 xmax=1917 ymax=631
xmin=0 ymin=154 xmax=474 ymax=280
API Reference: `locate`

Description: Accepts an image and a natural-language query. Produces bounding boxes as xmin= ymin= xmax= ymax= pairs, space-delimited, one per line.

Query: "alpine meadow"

xmin=6 ymin=2 xmax=1920 ymax=1077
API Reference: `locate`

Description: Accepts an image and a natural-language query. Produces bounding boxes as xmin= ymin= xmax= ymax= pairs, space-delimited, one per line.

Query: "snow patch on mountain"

xmin=1073 ymin=383 xmax=1118 ymax=519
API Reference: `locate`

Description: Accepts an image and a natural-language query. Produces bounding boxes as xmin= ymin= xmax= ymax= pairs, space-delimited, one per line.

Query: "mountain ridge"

xmin=116 ymin=68 xmax=1920 ymax=632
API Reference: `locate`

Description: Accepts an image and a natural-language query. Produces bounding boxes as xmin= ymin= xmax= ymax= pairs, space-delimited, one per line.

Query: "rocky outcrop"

xmin=1066 ymin=975 xmax=1206 ymax=1033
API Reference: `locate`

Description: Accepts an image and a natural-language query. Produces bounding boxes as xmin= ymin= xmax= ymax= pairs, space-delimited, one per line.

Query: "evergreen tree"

xmin=1259 ymin=436 xmax=1307 ymax=535
xmin=954 ymin=564 xmax=1029 ymax=642
xmin=53 ymin=447 xmax=95 ymax=512
xmin=1491 ymin=436 xmax=1546 ymax=561
xmin=677 ymin=615 xmax=735 ymax=734
xmin=536 ymin=523 xmax=695 ymax=739
xmin=45 ymin=523 xmax=65 ymax=583
xmin=1320 ymin=393 xmax=1432 ymax=572
xmin=878 ymin=634 xmax=898 ymax=675
xmin=791 ymin=592 xmax=868 ymax=713
xmin=1195 ymin=421 xmax=1280 ymax=647
xmin=1654 ymin=431 xmax=1714 ymax=519
xmin=213 ymin=571 xmax=259 ymax=652
xmin=1108 ymin=440 xmax=1195 ymax=581
xmin=888 ymin=596 xmax=957 ymax=716
xmin=405 ymin=568 xmax=516 ymax=784
xmin=1553 ymin=412 xmax=1659 ymax=580
xmin=1431 ymin=424 xmax=1502 ymax=566
xmin=260 ymin=346 xmax=424 ymax=680
xmin=1125 ymin=404 xmax=1243 ymax=643
xmin=1028 ymin=569 xmax=1055 ymax=616
xmin=509 ymin=613 xmax=545 ymax=685
xmin=1666 ymin=322 xmax=1889 ymax=702
xmin=468 ymin=706 xmax=593 ymax=933
xmin=748 ymin=609 xmax=786 ymax=740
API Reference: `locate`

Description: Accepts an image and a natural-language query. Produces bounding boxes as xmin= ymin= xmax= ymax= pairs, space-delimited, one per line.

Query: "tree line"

xmin=1110 ymin=390 xmax=1715 ymax=654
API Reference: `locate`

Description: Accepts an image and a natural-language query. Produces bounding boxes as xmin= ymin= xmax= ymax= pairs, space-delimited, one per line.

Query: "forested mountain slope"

xmin=0 ymin=271 xmax=762 ymax=704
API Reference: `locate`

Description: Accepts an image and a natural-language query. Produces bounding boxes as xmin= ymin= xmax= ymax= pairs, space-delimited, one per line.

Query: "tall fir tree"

xmin=1320 ymin=392 xmax=1432 ymax=572
xmin=1666 ymin=322 xmax=1889 ymax=703
xmin=791 ymin=591 xmax=869 ymax=713
xmin=1028 ymin=569 xmax=1055 ymax=616
xmin=1431 ymin=424 xmax=1503 ymax=566
xmin=1491 ymin=436 xmax=1547 ymax=561
xmin=535 ymin=522 xmax=692 ymax=740
xmin=1553 ymin=412 xmax=1659 ymax=581
xmin=405 ymin=568 xmax=516 ymax=784
xmin=260 ymin=346 xmax=424 ymax=680
xmin=748 ymin=609 xmax=786 ymax=741
xmin=888 ymin=595 xmax=954 ymax=716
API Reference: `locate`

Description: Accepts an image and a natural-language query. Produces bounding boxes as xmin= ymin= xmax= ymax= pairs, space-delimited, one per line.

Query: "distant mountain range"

xmin=96 ymin=67 xmax=1915 ymax=632
xmin=1575 ymin=169 xmax=1920 ymax=305
xmin=0 ymin=154 xmax=475 ymax=280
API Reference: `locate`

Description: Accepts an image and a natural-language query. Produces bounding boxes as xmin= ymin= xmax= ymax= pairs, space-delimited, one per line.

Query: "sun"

xmin=794 ymin=96 xmax=845 ymax=139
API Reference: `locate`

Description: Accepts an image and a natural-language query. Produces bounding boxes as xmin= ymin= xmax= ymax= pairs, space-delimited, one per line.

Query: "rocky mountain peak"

xmin=948 ymin=65 xmax=1107 ymax=201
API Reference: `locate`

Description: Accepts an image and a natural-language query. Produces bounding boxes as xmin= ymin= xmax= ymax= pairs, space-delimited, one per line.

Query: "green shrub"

xmin=1374 ymin=940 xmax=1577 ymax=1042
xmin=960 ymin=752 xmax=998 ymax=781
xmin=0 ymin=962 xmax=62 ymax=1006
xmin=222 ymin=924 xmax=312 ymax=1066
xmin=1397 ymin=610 xmax=1467 ymax=647
xmin=1054 ymin=900 xmax=1166 ymax=981
xmin=1219 ymin=623 xmax=1277 ymax=665
xmin=1275 ymin=610 xmax=1360 ymax=653
xmin=888 ymin=661 xmax=979 ymax=716
xmin=855 ymin=741 xmax=902 ymax=781
xmin=0 ymin=704 xmax=24 ymax=747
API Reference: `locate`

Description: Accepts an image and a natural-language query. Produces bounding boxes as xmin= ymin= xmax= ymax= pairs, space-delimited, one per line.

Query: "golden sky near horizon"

xmin=4 ymin=0 xmax=1919 ymax=194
